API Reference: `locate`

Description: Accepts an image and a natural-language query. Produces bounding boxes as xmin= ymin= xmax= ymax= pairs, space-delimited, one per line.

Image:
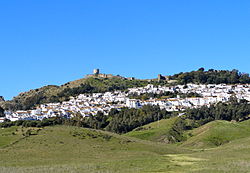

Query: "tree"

xmin=198 ymin=67 xmax=205 ymax=72
xmin=0 ymin=106 xmax=4 ymax=117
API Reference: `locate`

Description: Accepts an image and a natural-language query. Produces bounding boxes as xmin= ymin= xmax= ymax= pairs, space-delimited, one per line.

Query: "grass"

xmin=124 ymin=117 xmax=178 ymax=142
xmin=2 ymin=119 xmax=250 ymax=172
xmin=124 ymin=118 xmax=250 ymax=172
xmin=181 ymin=119 xmax=250 ymax=149
xmin=0 ymin=126 xmax=25 ymax=148
xmin=183 ymin=136 xmax=250 ymax=173
xmin=0 ymin=125 xmax=190 ymax=173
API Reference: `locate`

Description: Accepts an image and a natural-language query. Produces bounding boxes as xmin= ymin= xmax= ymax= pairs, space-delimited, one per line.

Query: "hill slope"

xmin=1 ymin=77 xmax=149 ymax=111
xmin=0 ymin=125 xmax=188 ymax=173
xmin=2 ymin=123 xmax=250 ymax=172
xmin=2 ymin=68 xmax=250 ymax=111
xmin=185 ymin=134 xmax=250 ymax=173
xmin=181 ymin=120 xmax=250 ymax=149
xmin=125 ymin=117 xmax=186 ymax=143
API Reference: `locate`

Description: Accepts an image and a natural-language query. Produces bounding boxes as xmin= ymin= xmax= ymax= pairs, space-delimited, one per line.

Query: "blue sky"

xmin=0 ymin=0 xmax=250 ymax=100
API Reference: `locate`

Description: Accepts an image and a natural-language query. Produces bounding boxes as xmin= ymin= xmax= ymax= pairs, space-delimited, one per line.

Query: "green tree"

xmin=0 ymin=106 xmax=4 ymax=117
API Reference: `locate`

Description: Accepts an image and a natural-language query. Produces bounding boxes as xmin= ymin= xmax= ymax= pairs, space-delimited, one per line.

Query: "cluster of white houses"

xmin=2 ymin=83 xmax=250 ymax=122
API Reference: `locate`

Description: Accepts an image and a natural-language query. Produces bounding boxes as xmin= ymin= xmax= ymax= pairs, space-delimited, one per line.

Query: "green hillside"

xmin=181 ymin=120 xmax=250 ymax=149
xmin=0 ymin=125 xmax=189 ymax=173
xmin=124 ymin=117 xmax=179 ymax=142
xmin=123 ymin=117 xmax=250 ymax=172
xmin=1 ymin=77 xmax=149 ymax=111
xmin=126 ymin=116 xmax=250 ymax=149
xmin=0 ymin=126 xmax=25 ymax=148
xmin=186 ymin=135 xmax=250 ymax=173
xmin=2 ymin=123 xmax=250 ymax=172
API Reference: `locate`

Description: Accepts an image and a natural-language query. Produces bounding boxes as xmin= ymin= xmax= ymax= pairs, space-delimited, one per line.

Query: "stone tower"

xmin=158 ymin=74 xmax=163 ymax=82
xmin=93 ymin=69 xmax=100 ymax=75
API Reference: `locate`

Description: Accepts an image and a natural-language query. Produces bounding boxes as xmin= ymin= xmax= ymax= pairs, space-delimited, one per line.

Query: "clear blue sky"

xmin=0 ymin=0 xmax=250 ymax=100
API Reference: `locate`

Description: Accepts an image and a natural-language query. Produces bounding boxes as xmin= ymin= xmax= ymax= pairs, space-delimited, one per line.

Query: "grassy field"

xmin=0 ymin=126 xmax=21 ymax=148
xmin=1 ymin=120 xmax=250 ymax=173
xmin=0 ymin=125 xmax=190 ymax=173
xmin=124 ymin=118 xmax=250 ymax=172
xmin=181 ymin=119 xmax=250 ymax=148
xmin=182 ymin=135 xmax=250 ymax=173
xmin=124 ymin=117 xmax=178 ymax=142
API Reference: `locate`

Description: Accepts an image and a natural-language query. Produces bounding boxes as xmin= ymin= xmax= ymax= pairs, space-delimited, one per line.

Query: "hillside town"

xmin=2 ymin=82 xmax=250 ymax=122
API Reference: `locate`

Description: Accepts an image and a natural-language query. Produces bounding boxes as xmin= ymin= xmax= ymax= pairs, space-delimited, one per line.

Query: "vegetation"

xmin=125 ymin=117 xmax=187 ymax=143
xmin=0 ymin=126 xmax=23 ymax=148
xmin=0 ymin=105 xmax=171 ymax=135
xmin=0 ymin=106 xmax=4 ymax=117
xmin=181 ymin=119 xmax=250 ymax=148
xmin=185 ymin=97 xmax=250 ymax=126
xmin=0 ymin=125 xmax=188 ymax=173
xmin=89 ymin=105 xmax=171 ymax=134
xmin=1 ymin=85 xmax=61 ymax=111
xmin=123 ymin=98 xmax=250 ymax=146
xmin=2 ymin=68 xmax=250 ymax=111
xmin=1 ymin=77 xmax=149 ymax=111
xmin=2 ymin=96 xmax=250 ymax=136
xmin=58 ymin=77 xmax=149 ymax=99
xmin=128 ymin=91 xmax=201 ymax=100
xmin=1 ymin=99 xmax=250 ymax=172
xmin=0 ymin=117 xmax=64 ymax=128
xmin=2 ymin=69 xmax=250 ymax=172
xmin=2 ymin=121 xmax=250 ymax=172
xmin=170 ymin=68 xmax=250 ymax=84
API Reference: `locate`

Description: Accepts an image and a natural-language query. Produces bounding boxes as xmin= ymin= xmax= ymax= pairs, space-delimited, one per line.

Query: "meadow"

xmin=1 ymin=119 xmax=250 ymax=173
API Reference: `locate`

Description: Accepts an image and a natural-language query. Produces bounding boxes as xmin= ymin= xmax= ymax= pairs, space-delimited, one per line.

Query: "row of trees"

xmin=0 ymin=106 xmax=4 ymax=117
xmin=0 ymin=117 xmax=64 ymax=128
xmin=0 ymin=105 xmax=172 ymax=134
xmin=185 ymin=98 xmax=250 ymax=126
xmin=106 ymin=105 xmax=171 ymax=133
xmin=171 ymin=68 xmax=250 ymax=84
xmin=82 ymin=105 xmax=172 ymax=134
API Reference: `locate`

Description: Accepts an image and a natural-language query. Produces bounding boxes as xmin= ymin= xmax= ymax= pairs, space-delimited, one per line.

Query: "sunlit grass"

xmin=1 ymin=120 xmax=250 ymax=173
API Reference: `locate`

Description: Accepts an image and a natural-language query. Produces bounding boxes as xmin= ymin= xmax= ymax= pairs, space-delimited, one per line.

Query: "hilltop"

xmin=1 ymin=68 xmax=250 ymax=111
xmin=1 ymin=75 xmax=151 ymax=111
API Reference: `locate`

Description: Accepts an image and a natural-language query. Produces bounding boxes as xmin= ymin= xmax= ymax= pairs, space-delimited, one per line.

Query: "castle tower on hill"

xmin=85 ymin=68 xmax=134 ymax=80
xmin=93 ymin=69 xmax=100 ymax=75
xmin=86 ymin=69 xmax=122 ymax=79
xmin=158 ymin=74 xmax=169 ymax=82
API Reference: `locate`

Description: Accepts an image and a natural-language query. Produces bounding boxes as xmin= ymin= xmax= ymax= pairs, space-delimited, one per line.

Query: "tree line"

xmin=0 ymin=117 xmax=64 ymax=128
xmin=0 ymin=105 xmax=172 ymax=134
xmin=185 ymin=97 xmax=250 ymax=126
xmin=75 ymin=105 xmax=172 ymax=134
xmin=0 ymin=106 xmax=4 ymax=117
xmin=170 ymin=68 xmax=250 ymax=85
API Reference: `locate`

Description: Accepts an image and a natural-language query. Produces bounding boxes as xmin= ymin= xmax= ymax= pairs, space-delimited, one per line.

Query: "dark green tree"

xmin=0 ymin=106 xmax=4 ymax=117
